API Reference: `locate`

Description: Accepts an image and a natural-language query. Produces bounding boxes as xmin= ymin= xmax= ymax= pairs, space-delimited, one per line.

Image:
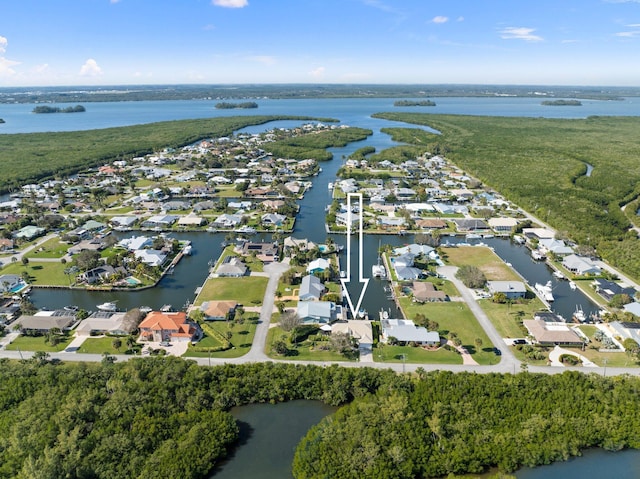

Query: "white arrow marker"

xmin=340 ymin=193 xmax=370 ymax=318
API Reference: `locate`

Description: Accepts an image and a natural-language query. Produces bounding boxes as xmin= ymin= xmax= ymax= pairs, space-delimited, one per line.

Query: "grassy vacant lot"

xmin=375 ymin=343 xmax=461 ymax=364
xmin=265 ymin=324 xmax=348 ymax=362
xmin=1 ymin=262 xmax=68 ymax=285
xmin=76 ymin=336 xmax=140 ymax=355
xmin=194 ymin=276 xmax=268 ymax=306
xmin=479 ymin=298 xmax=543 ymax=338
xmin=399 ymin=298 xmax=496 ymax=365
xmin=0 ymin=115 xmax=326 ymax=194
xmin=6 ymin=334 xmax=73 ymax=352
xmin=373 ymin=112 xmax=640 ymax=282
xmin=576 ymin=325 xmax=639 ymax=367
xmin=24 ymin=238 xmax=69 ymax=259
xmin=442 ymin=245 xmax=520 ymax=281
xmin=184 ymin=318 xmax=258 ymax=359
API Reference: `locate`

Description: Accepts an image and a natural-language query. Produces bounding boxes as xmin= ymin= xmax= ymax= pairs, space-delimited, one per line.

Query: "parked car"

xmin=493 ymin=348 xmax=502 ymax=356
xmin=159 ymin=341 xmax=171 ymax=347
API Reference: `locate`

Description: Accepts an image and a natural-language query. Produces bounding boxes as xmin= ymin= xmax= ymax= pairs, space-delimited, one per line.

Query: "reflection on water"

xmin=210 ymin=401 xmax=336 ymax=479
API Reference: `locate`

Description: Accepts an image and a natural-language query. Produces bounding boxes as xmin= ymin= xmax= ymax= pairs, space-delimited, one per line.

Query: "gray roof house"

xmin=297 ymin=301 xmax=337 ymax=324
xmin=562 ymin=254 xmax=601 ymax=276
xmin=487 ymin=281 xmax=527 ymax=299
xmin=381 ymin=319 xmax=440 ymax=346
xmin=299 ymin=274 xmax=325 ymax=301
xmin=216 ymin=256 xmax=248 ymax=277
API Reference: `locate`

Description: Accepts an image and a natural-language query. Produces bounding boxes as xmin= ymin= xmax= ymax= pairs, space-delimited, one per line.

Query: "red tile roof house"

xmin=138 ymin=311 xmax=196 ymax=343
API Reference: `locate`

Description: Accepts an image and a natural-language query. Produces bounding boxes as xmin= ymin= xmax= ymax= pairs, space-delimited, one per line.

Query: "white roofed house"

xmin=538 ymin=238 xmax=574 ymax=257
xmin=297 ymin=301 xmax=339 ymax=324
xmin=487 ymin=217 xmax=519 ymax=233
xmin=134 ymin=249 xmax=167 ymax=267
xmin=562 ymin=254 xmax=601 ymax=276
xmin=212 ymin=213 xmax=243 ymax=228
xmin=261 ymin=213 xmax=286 ymax=227
xmin=381 ymin=319 xmax=440 ymax=346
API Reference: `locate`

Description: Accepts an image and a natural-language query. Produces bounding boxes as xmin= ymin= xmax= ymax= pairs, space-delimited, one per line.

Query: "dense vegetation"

xmin=0 ymin=115 xmax=329 ymax=194
xmin=0 ymin=357 xmax=400 ymax=479
xmin=214 ymin=101 xmax=258 ymax=109
xmin=264 ymin=127 xmax=372 ymax=161
xmin=373 ymin=113 xmax=640 ymax=280
xmin=541 ymin=100 xmax=582 ymax=106
xmin=394 ymin=100 xmax=436 ymax=106
xmin=293 ymin=371 xmax=640 ymax=478
xmin=1 ymin=84 xmax=634 ymax=103
xmin=32 ymin=105 xmax=86 ymax=113
xmin=2 ymin=357 xmax=639 ymax=479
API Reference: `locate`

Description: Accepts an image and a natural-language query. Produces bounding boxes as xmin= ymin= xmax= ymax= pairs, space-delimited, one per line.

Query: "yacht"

xmin=569 ymin=281 xmax=577 ymax=290
xmin=573 ymin=305 xmax=586 ymax=323
xmin=531 ymin=249 xmax=546 ymax=261
xmin=372 ymin=240 xmax=387 ymax=278
xmin=552 ymin=270 xmax=565 ymax=280
xmin=183 ymin=244 xmax=193 ymax=255
xmin=97 ymin=301 xmax=117 ymax=312
xmin=534 ymin=281 xmax=555 ymax=302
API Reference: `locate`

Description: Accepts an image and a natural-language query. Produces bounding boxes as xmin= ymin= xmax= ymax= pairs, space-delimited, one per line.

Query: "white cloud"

xmin=0 ymin=36 xmax=20 ymax=77
xmin=79 ymin=58 xmax=103 ymax=76
xmin=309 ymin=66 xmax=325 ymax=78
xmin=212 ymin=0 xmax=248 ymax=7
xmin=457 ymin=16 xmax=464 ymax=22
xmin=432 ymin=16 xmax=449 ymax=24
xmin=615 ymin=30 xmax=640 ymax=37
xmin=31 ymin=63 xmax=49 ymax=74
xmin=500 ymin=27 xmax=543 ymax=42
xmin=247 ymin=55 xmax=276 ymax=65
xmin=110 ymin=0 xmax=121 ymax=3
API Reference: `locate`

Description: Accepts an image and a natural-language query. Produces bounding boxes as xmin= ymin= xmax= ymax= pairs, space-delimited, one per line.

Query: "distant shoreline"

xmin=541 ymin=99 xmax=582 ymax=106
xmin=32 ymin=105 xmax=86 ymax=114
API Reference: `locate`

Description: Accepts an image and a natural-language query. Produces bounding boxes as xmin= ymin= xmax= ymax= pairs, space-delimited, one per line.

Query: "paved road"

xmin=0 ymin=233 xmax=59 ymax=268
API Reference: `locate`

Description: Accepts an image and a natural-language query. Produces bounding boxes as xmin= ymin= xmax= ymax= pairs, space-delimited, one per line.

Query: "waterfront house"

xmin=411 ymin=281 xmax=447 ymax=303
xmin=487 ymin=281 xmax=527 ymax=300
xmin=298 ymin=274 xmax=325 ymax=301
xmin=623 ymin=302 xmax=640 ymax=317
xmin=607 ymin=321 xmax=640 ymax=347
xmin=75 ymin=312 xmax=138 ymax=337
xmin=133 ymin=249 xmax=167 ymax=267
xmin=562 ymin=254 xmax=601 ymax=276
xmin=306 ymin=258 xmax=331 ymax=274
xmin=283 ymin=236 xmax=317 ymax=253
xmin=592 ymin=279 xmax=637 ymax=302
xmin=415 ymin=219 xmax=447 ymax=230
xmin=0 ymin=274 xmax=23 ymax=293
xmin=261 ymin=213 xmax=286 ymax=227
xmin=78 ymin=265 xmax=125 ymax=284
xmin=241 ymin=241 xmax=278 ymax=262
xmin=538 ymin=238 xmax=574 ymax=256
xmin=138 ymin=311 xmax=196 ymax=342
xmin=15 ymin=310 xmax=77 ymax=334
xmin=141 ymin=215 xmax=178 ymax=228
xmin=177 ymin=214 xmax=205 ymax=227
xmin=380 ymin=319 xmax=439 ymax=346
xmin=215 ymin=257 xmax=247 ymax=277
xmin=331 ymin=320 xmax=373 ymax=349
xmin=452 ymin=218 xmax=489 ymax=232
xmin=296 ymin=301 xmax=337 ymax=324
xmin=488 ymin=217 xmax=519 ymax=233
xmin=523 ymin=319 xmax=583 ymax=346
xmin=110 ymin=216 xmax=138 ymax=229
xmin=212 ymin=213 xmax=244 ymax=228
xmin=118 ymin=235 xmax=152 ymax=251
xmin=200 ymin=301 xmax=238 ymax=321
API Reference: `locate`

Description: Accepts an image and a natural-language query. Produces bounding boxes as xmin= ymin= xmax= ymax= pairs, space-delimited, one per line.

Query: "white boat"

xmin=372 ymin=264 xmax=387 ymax=278
xmin=573 ymin=305 xmax=586 ymax=323
xmin=465 ymin=233 xmax=482 ymax=240
xmin=237 ymin=225 xmax=256 ymax=235
xmin=328 ymin=182 xmax=334 ymax=190
xmin=183 ymin=244 xmax=193 ymax=255
xmin=357 ymin=308 xmax=368 ymax=319
xmin=513 ymin=235 xmax=526 ymax=244
xmin=339 ymin=270 xmax=346 ymax=278
xmin=534 ymin=281 xmax=554 ymax=302
xmin=531 ymin=250 xmax=546 ymax=261
xmin=97 ymin=301 xmax=117 ymax=312
xmin=569 ymin=281 xmax=577 ymax=290
xmin=160 ymin=304 xmax=172 ymax=312
xmin=553 ymin=270 xmax=565 ymax=280
xmin=139 ymin=306 xmax=152 ymax=313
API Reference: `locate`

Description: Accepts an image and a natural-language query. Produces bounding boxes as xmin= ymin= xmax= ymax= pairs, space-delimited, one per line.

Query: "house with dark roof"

xmin=215 ymin=256 xmax=248 ymax=277
xmin=593 ymin=279 xmax=636 ymax=302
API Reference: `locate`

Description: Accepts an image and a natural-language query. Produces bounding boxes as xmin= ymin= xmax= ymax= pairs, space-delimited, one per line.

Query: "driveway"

xmin=437 ymin=265 xmax=520 ymax=374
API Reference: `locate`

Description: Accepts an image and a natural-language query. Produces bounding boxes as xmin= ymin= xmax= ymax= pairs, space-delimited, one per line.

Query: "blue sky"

xmin=1 ymin=0 xmax=639 ymax=86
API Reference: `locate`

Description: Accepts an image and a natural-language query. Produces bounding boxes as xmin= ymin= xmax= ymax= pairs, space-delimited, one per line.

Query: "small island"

xmin=214 ymin=101 xmax=259 ymax=109
xmin=32 ymin=105 xmax=86 ymax=114
xmin=394 ymin=99 xmax=436 ymax=107
xmin=541 ymin=99 xmax=582 ymax=106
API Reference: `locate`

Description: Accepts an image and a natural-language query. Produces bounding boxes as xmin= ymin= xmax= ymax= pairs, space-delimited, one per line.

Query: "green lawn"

xmin=76 ymin=336 xmax=138 ymax=354
xmin=5 ymin=334 xmax=73 ymax=352
xmin=442 ymin=245 xmax=520 ymax=281
xmin=374 ymin=343 xmax=461 ymax=364
xmin=399 ymin=298 xmax=496 ymax=365
xmin=265 ymin=323 xmax=350 ymax=362
xmin=194 ymin=276 xmax=268 ymax=306
xmin=24 ymin=238 xmax=69 ymax=259
xmin=1 ymin=262 xmax=69 ymax=286
xmin=184 ymin=318 xmax=258 ymax=358
xmin=479 ymin=298 xmax=544 ymax=338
